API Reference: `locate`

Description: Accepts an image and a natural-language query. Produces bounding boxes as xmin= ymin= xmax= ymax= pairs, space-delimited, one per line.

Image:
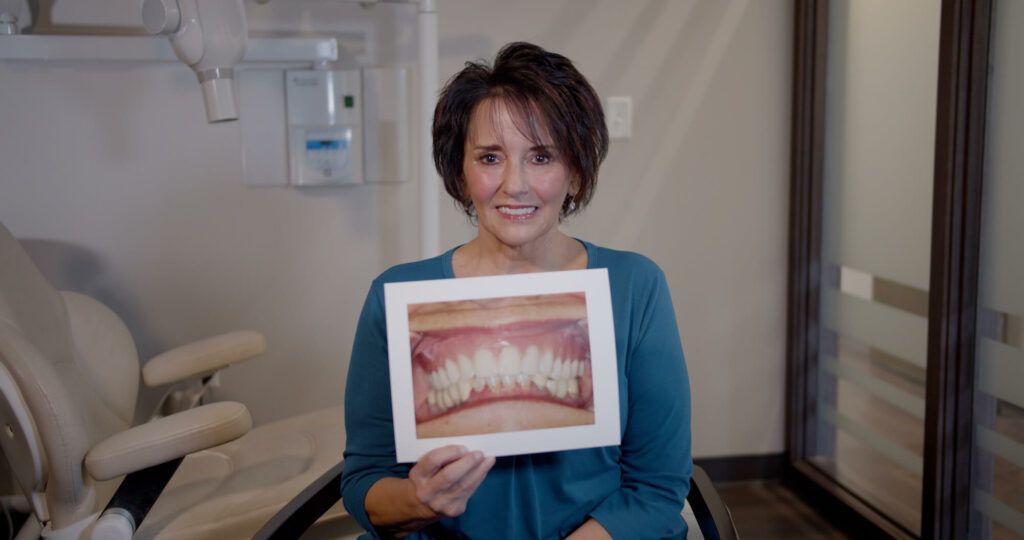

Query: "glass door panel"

xmin=973 ymin=1 xmax=1024 ymax=537
xmin=809 ymin=0 xmax=941 ymax=534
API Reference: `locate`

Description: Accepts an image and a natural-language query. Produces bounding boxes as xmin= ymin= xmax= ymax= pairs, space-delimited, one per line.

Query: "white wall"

xmin=0 ymin=0 xmax=790 ymax=457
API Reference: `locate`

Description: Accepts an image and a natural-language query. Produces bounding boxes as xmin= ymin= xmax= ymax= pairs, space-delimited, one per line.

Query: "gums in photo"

xmin=408 ymin=293 xmax=594 ymax=438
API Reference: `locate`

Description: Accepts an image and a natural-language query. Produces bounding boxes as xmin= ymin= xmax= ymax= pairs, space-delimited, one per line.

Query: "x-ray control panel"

xmin=285 ymin=69 xmax=362 ymax=186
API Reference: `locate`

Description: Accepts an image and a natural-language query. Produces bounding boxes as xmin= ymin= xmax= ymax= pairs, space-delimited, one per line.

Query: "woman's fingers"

xmin=413 ymin=445 xmax=468 ymax=478
xmin=452 ymin=454 xmax=496 ymax=495
xmin=429 ymin=453 xmax=495 ymax=517
xmin=409 ymin=448 xmax=495 ymax=519
xmin=432 ymin=451 xmax=486 ymax=491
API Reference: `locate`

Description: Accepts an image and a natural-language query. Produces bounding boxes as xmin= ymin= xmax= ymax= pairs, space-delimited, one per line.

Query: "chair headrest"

xmin=0 ymin=223 xmax=73 ymax=366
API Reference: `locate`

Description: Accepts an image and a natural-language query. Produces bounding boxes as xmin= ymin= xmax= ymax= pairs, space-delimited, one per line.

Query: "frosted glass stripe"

xmin=977 ymin=337 xmax=1024 ymax=410
xmin=822 ymin=289 xmax=928 ymax=368
xmin=976 ymin=425 xmax=1024 ymax=470
xmin=839 ymin=265 xmax=873 ymax=300
xmin=821 ymin=405 xmax=923 ymax=475
xmin=974 ymin=490 xmax=1024 ymax=536
xmin=821 ymin=354 xmax=926 ymax=419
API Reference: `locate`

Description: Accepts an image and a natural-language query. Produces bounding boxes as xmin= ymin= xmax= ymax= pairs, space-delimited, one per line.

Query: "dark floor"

xmin=717 ymin=482 xmax=850 ymax=539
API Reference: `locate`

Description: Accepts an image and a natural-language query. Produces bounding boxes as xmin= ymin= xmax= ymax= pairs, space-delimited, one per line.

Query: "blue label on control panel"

xmin=306 ymin=139 xmax=346 ymax=150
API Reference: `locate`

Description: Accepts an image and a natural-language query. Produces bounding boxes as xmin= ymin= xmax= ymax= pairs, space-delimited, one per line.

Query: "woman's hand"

xmin=364 ymin=445 xmax=495 ymax=536
xmin=410 ymin=445 xmax=496 ymax=518
xmin=565 ymin=518 xmax=612 ymax=540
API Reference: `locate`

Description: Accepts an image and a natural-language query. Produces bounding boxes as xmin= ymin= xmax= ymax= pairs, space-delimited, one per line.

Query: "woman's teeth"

xmin=424 ymin=345 xmax=587 ymax=413
xmin=497 ymin=206 xmax=537 ymax=216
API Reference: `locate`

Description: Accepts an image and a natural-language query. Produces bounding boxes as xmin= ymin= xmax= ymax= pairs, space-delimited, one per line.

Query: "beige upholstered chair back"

xmin=0 ymin=223 xmax=139 ymax=528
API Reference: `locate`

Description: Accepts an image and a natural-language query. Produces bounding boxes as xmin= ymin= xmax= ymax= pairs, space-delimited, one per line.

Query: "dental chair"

xmin=0 ymin=223 xmax=348 ymax=539
xmin=0 ymin=221 xmax=736 ymax=539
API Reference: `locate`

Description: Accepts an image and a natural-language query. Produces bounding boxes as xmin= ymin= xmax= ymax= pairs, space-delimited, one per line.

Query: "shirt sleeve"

xmin=340 ymin=279 xmax=412 ymax=536
xmin=589 ymin=267 xmax=693 ymax=539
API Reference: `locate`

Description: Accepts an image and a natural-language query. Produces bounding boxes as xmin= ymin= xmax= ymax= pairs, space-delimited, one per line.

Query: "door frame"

xmin=785 ymin=0 xmax=993 ymax=538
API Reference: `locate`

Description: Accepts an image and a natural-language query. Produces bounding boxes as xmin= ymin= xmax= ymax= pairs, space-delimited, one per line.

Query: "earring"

xmin=566 ymin=199 xmax=577 ymax=213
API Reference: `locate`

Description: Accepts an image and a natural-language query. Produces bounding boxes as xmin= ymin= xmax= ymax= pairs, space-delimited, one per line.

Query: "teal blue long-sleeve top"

xmin=341 ymin=240 xmax=692 ymax=539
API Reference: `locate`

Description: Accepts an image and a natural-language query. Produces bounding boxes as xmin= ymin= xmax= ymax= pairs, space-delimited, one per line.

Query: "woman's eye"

xmin=532 ymin=153 xmax=551 ymax=164
xmin=480 ymin=153 xmax=499 ymax=164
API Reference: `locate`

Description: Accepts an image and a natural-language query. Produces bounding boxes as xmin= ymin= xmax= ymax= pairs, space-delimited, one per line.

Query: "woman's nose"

xmin=500 ymin=162 xmax=529 ymax=196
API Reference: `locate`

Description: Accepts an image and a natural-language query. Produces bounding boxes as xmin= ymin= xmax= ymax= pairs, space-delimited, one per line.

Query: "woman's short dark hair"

xmin=432 ymin=41 xmax=609 ymax=218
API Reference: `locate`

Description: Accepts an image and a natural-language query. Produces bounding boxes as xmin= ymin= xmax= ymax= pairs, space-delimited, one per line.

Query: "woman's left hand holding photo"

xmin=364 ymin=445 xmax=496 ymax=536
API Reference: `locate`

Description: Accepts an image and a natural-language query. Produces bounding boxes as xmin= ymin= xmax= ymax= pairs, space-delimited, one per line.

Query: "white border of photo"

xmin=384 ymin=269 xmax=620 ymax=463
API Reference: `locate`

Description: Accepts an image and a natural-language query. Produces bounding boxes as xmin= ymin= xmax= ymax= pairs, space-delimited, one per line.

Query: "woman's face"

xmin=462 ymin=98 xmax=574 ymax=252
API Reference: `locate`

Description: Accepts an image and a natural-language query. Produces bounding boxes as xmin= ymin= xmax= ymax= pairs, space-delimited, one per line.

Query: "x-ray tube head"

xmin=143 ymin=0 xmax=247 ymax=123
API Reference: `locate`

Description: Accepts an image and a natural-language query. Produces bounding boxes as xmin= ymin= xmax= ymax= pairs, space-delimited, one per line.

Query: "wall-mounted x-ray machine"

xmin=0 ymin=0 xmax=440 ymax=255
xmin=141 ymin=0 xmax=248 ymax=123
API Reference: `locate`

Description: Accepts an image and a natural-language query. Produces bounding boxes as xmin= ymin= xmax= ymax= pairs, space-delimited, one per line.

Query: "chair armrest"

xmin=142 ymin=330 xmax=267 ymax=387
xmin=688 ymin=465 xmax=738 ymax=540
xmin=252 ymin=460 xmax=345 ymax=540
xmin=85 ymin=401 xmax=252 ymax=481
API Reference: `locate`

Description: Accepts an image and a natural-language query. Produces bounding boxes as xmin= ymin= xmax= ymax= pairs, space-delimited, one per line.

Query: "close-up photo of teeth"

xmin=408 ymin=293 xmax=595 ymax=438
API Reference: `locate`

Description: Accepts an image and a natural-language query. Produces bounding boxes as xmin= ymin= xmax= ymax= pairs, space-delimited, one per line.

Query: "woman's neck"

xmin=452 ymin=231 xmax=586 ymax=278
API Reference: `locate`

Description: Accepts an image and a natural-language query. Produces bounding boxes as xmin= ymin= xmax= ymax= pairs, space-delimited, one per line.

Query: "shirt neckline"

xmin=441 ymin=238 xmax=593 ymax=279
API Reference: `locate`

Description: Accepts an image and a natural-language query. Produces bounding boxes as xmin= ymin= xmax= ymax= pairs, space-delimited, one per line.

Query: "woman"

xmin=341 ymin=42 xmax=692 ymax=539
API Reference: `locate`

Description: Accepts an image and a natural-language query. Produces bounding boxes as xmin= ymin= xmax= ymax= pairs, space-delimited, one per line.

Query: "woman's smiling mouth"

xmin=496 ymin=205 xmax=539 ymax=220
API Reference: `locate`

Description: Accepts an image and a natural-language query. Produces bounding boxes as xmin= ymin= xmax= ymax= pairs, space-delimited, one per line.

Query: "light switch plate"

xmin=606 ymin=96 xmax=633 ymax=139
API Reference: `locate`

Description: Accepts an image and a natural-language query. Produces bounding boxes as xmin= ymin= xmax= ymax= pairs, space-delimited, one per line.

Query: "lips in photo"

xmin=408 ymin=293 xmax=595 ymax=438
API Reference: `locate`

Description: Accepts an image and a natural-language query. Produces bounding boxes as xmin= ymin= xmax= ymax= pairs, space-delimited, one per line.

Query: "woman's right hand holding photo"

xmin=364 ymin=445 xmax=496 ymax=536
xmin=410 ymin=445 xmax=496 ymax=519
